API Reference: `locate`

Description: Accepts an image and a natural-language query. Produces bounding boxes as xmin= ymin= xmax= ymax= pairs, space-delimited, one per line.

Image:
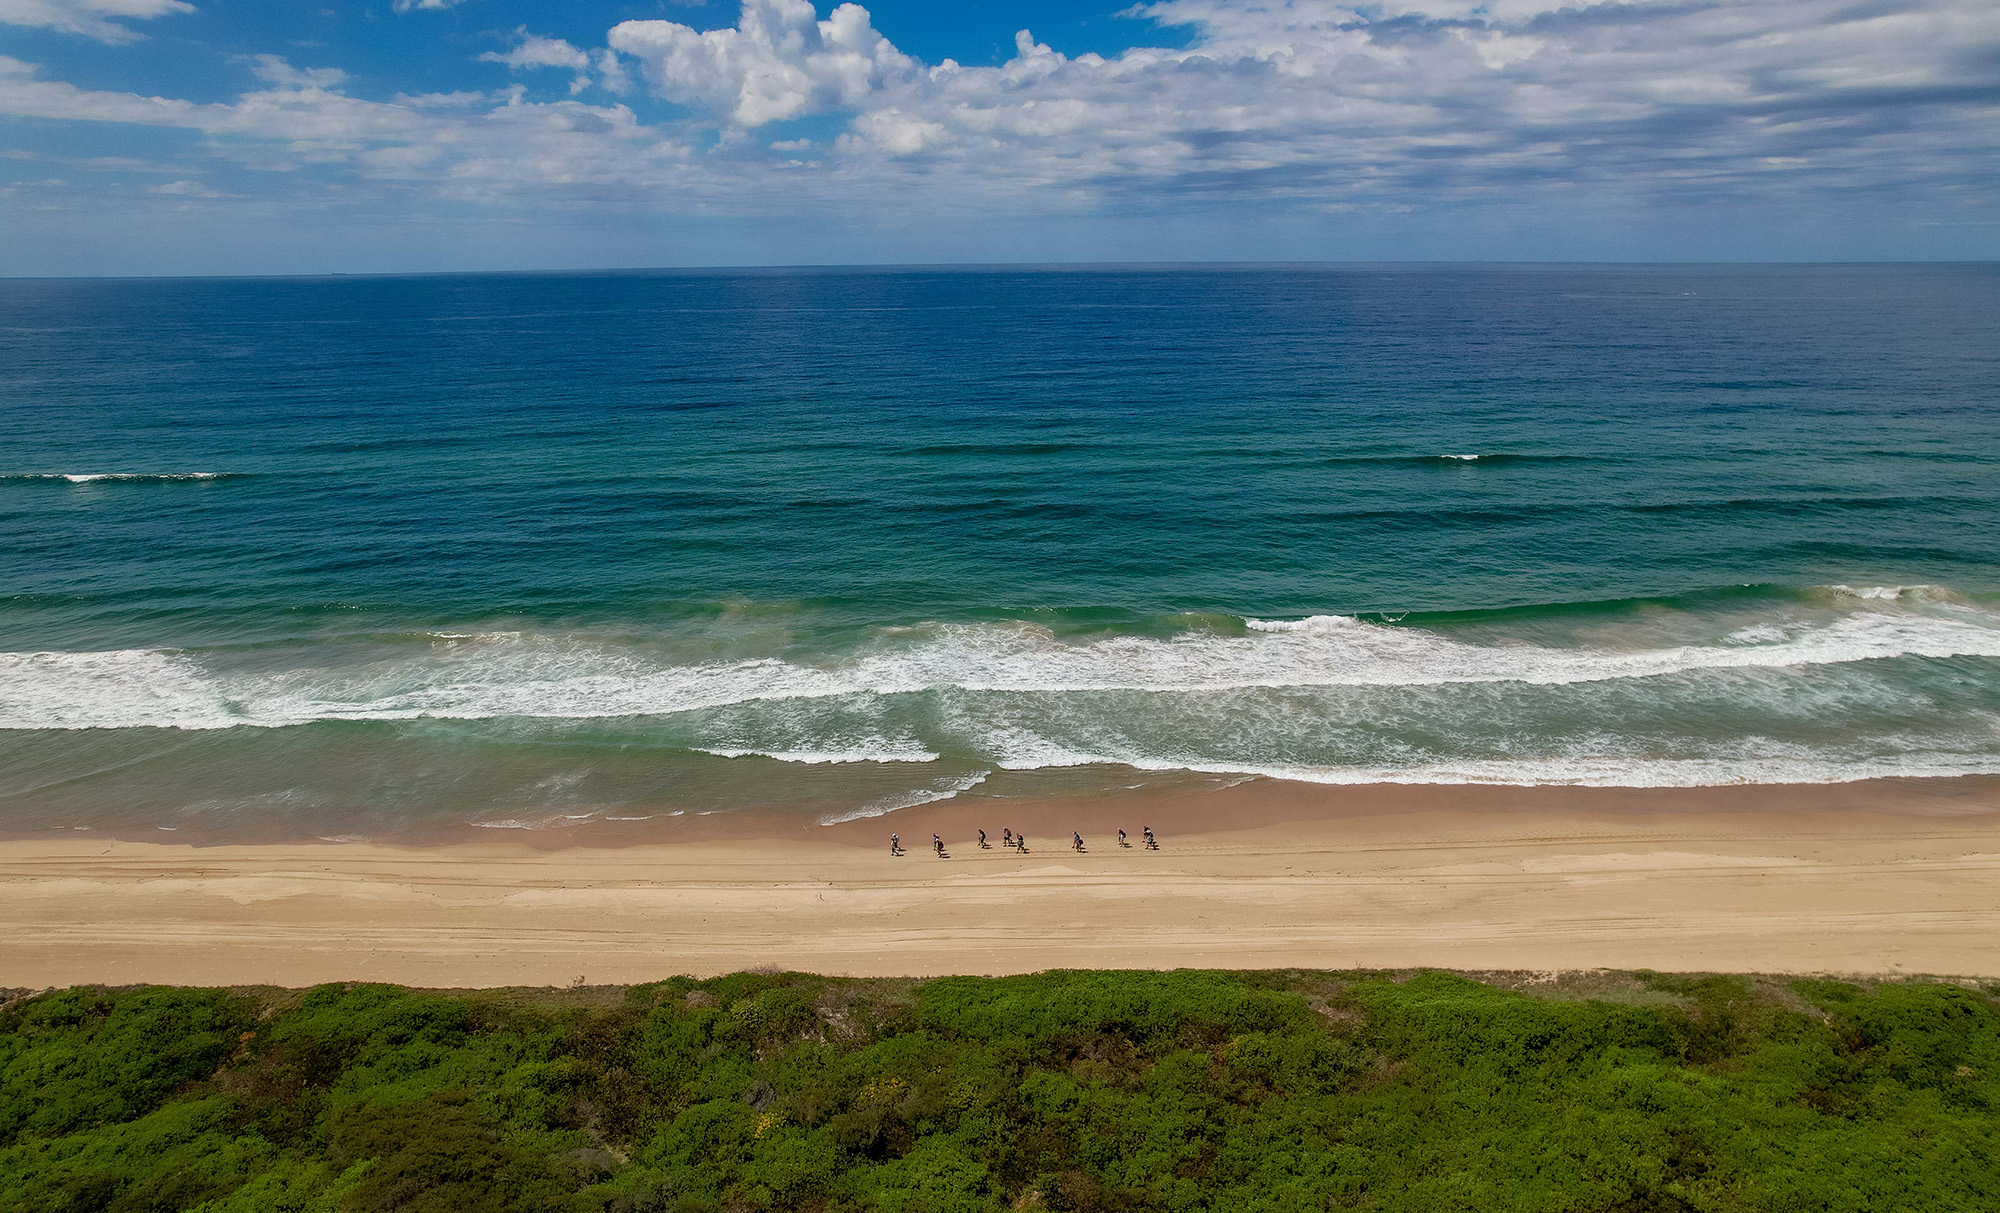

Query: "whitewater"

xmin=4 ymin=586 xmax=1997 ymax=789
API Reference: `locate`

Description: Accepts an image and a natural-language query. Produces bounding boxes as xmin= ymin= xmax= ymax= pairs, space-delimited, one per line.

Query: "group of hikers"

xmin=889 ymin=825 xmax=1158 ymax=858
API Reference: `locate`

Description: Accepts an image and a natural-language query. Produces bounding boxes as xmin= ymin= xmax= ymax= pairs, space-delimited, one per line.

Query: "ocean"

xmin=3 ymin=263 xmax=1999 ymax=841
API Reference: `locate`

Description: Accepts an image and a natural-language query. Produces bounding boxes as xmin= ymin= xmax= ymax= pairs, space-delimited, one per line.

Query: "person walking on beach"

xmin=934 ymin=836 xmax=948 ymax=859
xmin=978 ymin=828 xmax=989 ymax=849
xmin=1118 ymin=828 xmax=1129 ymax=848
xmin=1143 ymin=826 xmax=1157 ymax=850
xmin=1016 ymin=831 xmax=1028 ymax=853
xmin=1002 ymin=828 xmax=1013 ymax=849
xmin=1072 ymin=831 xmax=1086 ymax=853
xmin=890 ymin=833 xmax=903 ymax=856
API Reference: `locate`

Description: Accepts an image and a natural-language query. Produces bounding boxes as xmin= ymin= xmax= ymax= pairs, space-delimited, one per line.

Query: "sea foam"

xmin=3 ymin=472 xmax=234 ymax=483
xmin=4 ymin=588 xmax=1999 ymax=733
xmin=697 ymin=741 xmax=942 ymax=764
xmin=817 ymin=772 xmax=991 ymax=825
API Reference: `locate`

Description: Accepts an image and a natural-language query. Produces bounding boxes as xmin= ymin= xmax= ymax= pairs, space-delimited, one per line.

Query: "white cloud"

xmin=609 ymin=0 xmax=913 ymax=126
xmin=480 ymin=29 xmax=599 ymax=94
xmin=247 ymin=54 xmax=346 ymax=89
xmin=796 ymin=0 xmax=2000 ymax=213
xmin=481 ymin=31 xmax=591 ymax=74
xmin=2 ymin=0 xmax=1998 ymax=254
xmin=147 ymin=178 xmax=222 ymax=196
xmin=0 ymin=54 xmax=690 ymax=201
xmin=594 ymin=49 xmax=633 ymax=96
xmin=555 ymin=0 xmax=2000 ymax=228
xmin=391 ymin=0 xmax=472 ymax=12
xmin=0 ymin=0 xmax=194 ymax=44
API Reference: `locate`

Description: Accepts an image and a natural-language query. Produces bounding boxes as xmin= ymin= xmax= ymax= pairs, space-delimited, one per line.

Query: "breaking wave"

xmin=696 ymin=741 xmax=943 ymax=764
xmin=3 ymin=584 xmax=1998 ymax=789
xmin=1317 ymin=453 xmax=1594 ymax=468
xmin=2 ymin=472 xmax=238 ymax=484
xmin=3 ymin=585 xmax=1998 ymax=731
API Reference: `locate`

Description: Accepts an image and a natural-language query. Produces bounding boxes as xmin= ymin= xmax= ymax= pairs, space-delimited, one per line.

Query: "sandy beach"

xmin=3 ymin=777 xmax=1998 ymax=989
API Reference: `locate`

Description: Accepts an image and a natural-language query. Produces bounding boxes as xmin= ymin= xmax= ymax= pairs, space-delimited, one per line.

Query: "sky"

xmin=1 ymin=0 xmax=1997 ymax=274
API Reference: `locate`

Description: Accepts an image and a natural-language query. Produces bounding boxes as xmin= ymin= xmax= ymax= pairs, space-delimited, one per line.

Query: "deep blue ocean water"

xmin=3 ymin=264 xmax=1999 ymax=839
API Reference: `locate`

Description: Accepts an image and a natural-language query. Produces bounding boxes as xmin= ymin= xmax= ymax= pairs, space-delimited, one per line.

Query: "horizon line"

xmin=5 ymin=257 xmax=1999 ymax=283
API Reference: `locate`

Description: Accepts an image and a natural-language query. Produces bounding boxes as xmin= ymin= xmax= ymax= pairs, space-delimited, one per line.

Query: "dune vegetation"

xmin=2 ymin=968 xmax=1996 ymax=1212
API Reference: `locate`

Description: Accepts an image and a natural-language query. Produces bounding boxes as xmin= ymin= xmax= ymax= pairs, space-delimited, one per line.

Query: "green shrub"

xmin=2 ymin=971 xmax=1996 ymax=1212
xmin=0 ymin=988 xmax=253 ymax=1145
xmin=324 ymin=1090 xmax=580 ymax=1213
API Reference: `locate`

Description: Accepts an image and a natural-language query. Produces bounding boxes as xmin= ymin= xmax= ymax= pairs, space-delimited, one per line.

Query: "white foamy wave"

xmin=5 ymin=472 xmax=232 ymax=484
xmin=0 ymin=649 xmax=241 ymax=730
xmin=4 ymin=590 xmax=1999 ymax=731
xmin=1726 ymin=624 xmax=1788 ymax=644
xmin=470 ymin=811 xmax=608 ymax=830
xmin=818 ymin=771 xmax=990 ymax=826
xmin=978 ymin=748 xmax=2000 ymax=788
xmin=697 ymin=740 xmax=942 ymax=764
xmin=1244 ymin=614 xmax=1363 ymax=633
xmin=1821 ymin=583 xmax=1963 ymax=605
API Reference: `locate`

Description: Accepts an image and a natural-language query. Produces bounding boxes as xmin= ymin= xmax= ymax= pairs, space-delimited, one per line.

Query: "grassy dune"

xmin=3 ymin=969 xmax=1996 ymax=1212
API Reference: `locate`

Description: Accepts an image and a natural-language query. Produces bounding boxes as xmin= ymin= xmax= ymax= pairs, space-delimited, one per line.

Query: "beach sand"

xmin=3 ymin=777 xmax=1998 ymax=989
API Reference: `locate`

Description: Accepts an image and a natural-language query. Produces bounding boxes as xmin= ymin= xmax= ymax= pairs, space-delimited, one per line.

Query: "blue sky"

xmin=2 ymin=0 xmax=1997 ymax=274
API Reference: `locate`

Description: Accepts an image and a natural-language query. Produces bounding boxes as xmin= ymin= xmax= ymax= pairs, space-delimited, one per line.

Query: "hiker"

xmin=890 ymin=833 xmax=903 ymax=856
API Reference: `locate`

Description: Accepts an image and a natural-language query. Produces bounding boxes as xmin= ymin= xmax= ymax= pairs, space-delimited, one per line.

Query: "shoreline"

xmin=14 ymin=771 xmax=1999 ymax=850
xmin=4 ymin=777 xmax=1998 ymax=987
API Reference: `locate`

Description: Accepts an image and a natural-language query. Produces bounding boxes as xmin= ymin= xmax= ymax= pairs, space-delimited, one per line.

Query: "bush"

xmin=1 ymin=971 xmax=1995 ymax=1212
xmin=0 ymin=988 xmax=253 ymax=1145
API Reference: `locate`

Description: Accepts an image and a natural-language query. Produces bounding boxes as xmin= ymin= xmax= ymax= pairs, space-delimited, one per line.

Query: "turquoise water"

xmin=4 ymin=265 xmax=1999 ymax=839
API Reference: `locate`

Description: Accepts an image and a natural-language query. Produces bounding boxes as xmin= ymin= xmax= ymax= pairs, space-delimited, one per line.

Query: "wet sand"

xmin=3 ymin=778 xmax=1998 ymax=988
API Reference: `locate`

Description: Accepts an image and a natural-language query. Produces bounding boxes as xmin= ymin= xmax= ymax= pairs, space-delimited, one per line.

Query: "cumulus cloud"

xmin=561 ymin=0 xmax=2000 ymax=222
xmin=813 ymin=0 xmax=2000 ymax=212
xmin=0 ymin=0 xmax=194 ymax=43
xmin=481 ymin=32 xmax=590 ymax=74
xmin=0 ymin=54 xmax=688 ymax=199
xmin=481 ymin=30 xmax=601 ymax=95
xmin=247 ymin=55 xmax=346 ymax=89
xmin=2 ymin=0 xmax=1998 ymax=255
xmin=608 ymin=0 xmax=913 ymax=126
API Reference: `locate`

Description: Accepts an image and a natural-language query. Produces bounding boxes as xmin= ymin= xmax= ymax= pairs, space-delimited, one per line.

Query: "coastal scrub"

xmin=1 ymin=970 xmax=1994 ymax=1211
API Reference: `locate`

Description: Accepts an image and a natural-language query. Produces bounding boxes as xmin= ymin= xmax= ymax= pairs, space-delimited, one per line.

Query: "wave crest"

xmin=3 ymin=472 xmax=236 ymax=484
xmin=6 ymin=590 xmax=2000 ymax=731
xmin=1818 ymin=583 xmax=1965 ymax=605
xmin=697 ymin=741 xmax=942 ymax=764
